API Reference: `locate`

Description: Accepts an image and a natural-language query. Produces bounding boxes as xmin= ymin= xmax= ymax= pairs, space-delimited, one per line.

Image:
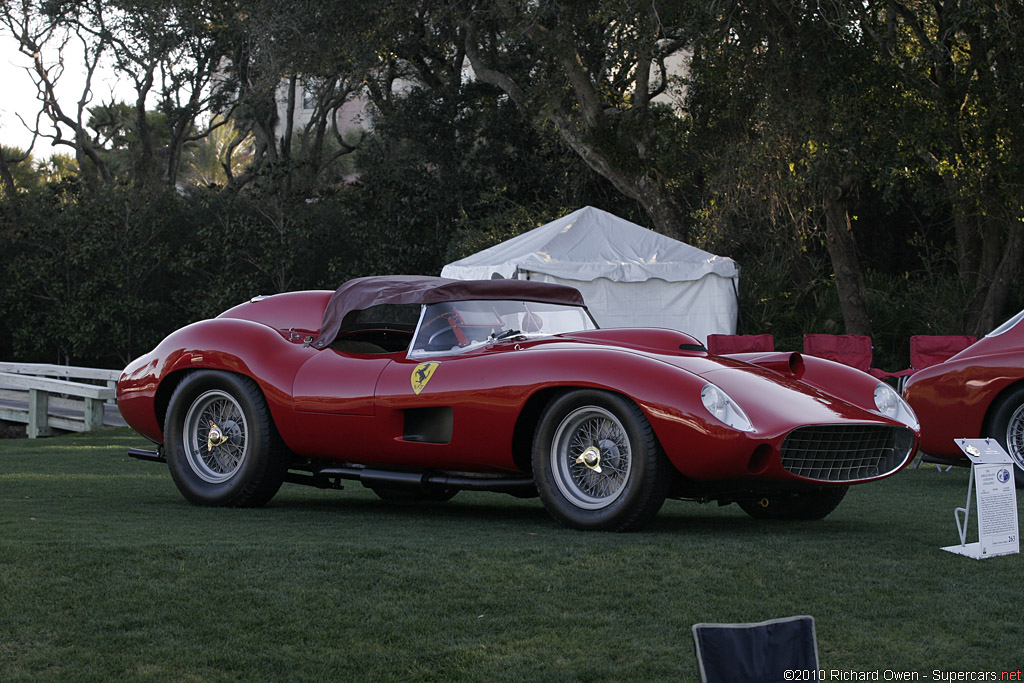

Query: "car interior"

xmin=330 ymin=303 xmax=419 ymax=354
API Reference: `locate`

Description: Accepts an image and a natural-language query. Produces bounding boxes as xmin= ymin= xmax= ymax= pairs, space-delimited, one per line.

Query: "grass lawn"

xmin=1 ymin=428 xmax=1021 ymax=681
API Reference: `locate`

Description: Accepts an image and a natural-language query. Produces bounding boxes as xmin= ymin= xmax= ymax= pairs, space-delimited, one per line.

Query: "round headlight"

xmin=874 ymin=382 xmax=919 ymax=429
xmin=701 ymin=384 xmax=754 ymax=432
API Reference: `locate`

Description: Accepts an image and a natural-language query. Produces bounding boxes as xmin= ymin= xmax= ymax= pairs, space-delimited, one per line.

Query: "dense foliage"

xmin=1 ymin=0 xmax=1021 ymax=369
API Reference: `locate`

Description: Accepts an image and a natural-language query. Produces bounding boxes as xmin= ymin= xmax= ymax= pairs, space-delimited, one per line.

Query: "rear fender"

xmin=119 ymin=318 xmax=315 ymax=443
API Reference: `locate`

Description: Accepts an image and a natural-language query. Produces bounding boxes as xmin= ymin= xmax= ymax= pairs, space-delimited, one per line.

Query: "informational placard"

xmin=942 ymin=438 xmax=1019 ymax=559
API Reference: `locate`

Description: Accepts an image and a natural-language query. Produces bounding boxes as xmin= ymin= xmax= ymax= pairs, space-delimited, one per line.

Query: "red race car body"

xmin=118 ymin=276 xmax=919 ymax=530
xmin=903 ymin=309 xmax=1024 ymax=485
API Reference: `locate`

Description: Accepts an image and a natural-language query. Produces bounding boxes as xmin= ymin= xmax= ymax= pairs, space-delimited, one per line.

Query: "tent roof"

xmin=441 ymin=206 xmax=738 ymax=283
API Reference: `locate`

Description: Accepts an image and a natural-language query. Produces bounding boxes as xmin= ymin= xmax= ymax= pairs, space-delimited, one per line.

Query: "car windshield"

xmin=987 ymin=308 xmax=1024 ymax=338
xmin=408 ymin=299 xmax=598 ymax=358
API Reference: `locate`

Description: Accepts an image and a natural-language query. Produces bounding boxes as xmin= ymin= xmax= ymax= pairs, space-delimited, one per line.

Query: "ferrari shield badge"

xmin=411 ymin=362 xmax=440 ymax=395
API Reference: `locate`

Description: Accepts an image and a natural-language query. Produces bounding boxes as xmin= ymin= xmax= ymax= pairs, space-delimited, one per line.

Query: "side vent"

xmin=403 ymin=407 xmax=453 ymax=444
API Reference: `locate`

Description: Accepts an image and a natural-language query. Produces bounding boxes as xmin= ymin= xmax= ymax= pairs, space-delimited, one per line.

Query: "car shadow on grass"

xmin=254 ymin=487 xmax=882 ymax=537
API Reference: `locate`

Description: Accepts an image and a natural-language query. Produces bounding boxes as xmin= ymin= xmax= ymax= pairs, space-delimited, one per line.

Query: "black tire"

xmin=371 ymin=486 xmax=458 ymax=503
xmin=739 ymin=486 xmax=848 ymax=520
xmin=984 ymin=384 xmax=1024 ymax=488
xmin=532 ymin=390 xmax=670 ymax=531
xmin=164 ymin=370 xmax=287 ymax=507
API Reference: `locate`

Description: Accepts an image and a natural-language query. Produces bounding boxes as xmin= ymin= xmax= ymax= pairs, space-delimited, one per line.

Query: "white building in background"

xmin=651 ymin=49 xmax=691 ymax=108
xmin=272 ymin=80 xmax=376 ymax=143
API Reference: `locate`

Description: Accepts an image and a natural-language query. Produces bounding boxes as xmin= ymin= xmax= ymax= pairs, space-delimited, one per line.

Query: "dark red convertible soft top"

xmin=313 ymin=275 xmax=585 ymax=349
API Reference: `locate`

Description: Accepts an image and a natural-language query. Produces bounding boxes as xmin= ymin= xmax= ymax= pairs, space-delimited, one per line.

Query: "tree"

xmin=1 ymin=182 xmax=191 ymax=365
xmin=860 ymin=0 xmax=1024 ymax=334
xmin=1 ymin=0 xmax=235 ymax=189
xmin=0 ymin=146 xmax=38 ymax=194
xmin=1 ymin=0 xmax=114 ymax=186
xmin=455 ymin=0 xmax=696 ymax=240
xmin=687 ymin=1 xmax=881 ymax=335
xmin=178 ymin=116 xmax=250 ymax=186
xmin=212 ymin=0 xmax=375 ymax=195
xmin=335 ymin=77 xmax=629 ymax=279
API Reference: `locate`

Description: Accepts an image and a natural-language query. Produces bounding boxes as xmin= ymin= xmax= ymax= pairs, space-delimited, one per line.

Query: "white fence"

xmin=0 ymin=362 xmax=122 ymax=438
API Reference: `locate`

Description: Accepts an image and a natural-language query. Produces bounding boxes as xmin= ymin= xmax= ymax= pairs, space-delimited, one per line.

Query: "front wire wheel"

xmin=533 ymin=390 xmax=670 ymax=531
xmin=165 ymin=370 xmax=287 ymax=507
xmin=986 ymin=385 xmax=1024 ymax=488
xmin=1005 ymin=403 xmax=1024 ymax=485
xmin=550 ymin=406 xmax=632 ymax=510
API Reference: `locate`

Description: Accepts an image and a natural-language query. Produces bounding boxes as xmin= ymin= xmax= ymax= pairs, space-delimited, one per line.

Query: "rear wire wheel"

xmin=532 ymin=390 xmax=670 ymax=531
xmin=164 ymin=370 xmax=287 ymax=507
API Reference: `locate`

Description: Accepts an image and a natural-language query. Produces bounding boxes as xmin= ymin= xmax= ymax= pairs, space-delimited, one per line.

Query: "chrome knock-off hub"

xmin=576 ymin=445 xmax=603 ymax=473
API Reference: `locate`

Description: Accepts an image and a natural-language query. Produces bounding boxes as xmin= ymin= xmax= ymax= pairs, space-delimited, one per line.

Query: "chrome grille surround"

xmin=780 ymin=425 xmax=914 ymax=482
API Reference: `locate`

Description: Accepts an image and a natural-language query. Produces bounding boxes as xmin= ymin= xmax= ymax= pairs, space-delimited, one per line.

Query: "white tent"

xmin=440 ymin=206 xmax=739 ymax=342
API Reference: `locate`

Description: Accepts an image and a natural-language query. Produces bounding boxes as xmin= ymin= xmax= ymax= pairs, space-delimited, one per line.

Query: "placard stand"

xmin=942 ymin=438 xmax=1019 ymax=559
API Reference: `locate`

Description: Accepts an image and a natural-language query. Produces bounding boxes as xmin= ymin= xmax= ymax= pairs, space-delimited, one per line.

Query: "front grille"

xmin=780 ymin=425 xmax=913 ymax=482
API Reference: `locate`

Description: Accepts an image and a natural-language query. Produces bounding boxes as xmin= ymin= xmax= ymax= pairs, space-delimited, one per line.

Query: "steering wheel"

xmin=422 ymin=311 xmax=469 ymax=348
xmin=427 ymin=326 xmax=458 ymax=347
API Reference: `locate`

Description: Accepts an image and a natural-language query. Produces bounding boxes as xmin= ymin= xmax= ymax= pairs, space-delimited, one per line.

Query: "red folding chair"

xmin=803 ymin=333 xmax=915 ymax=382
xmin=706 ymin=334 xmax=774 ymax=355
xmin=909 ymin=335 xmax=976 ymax=371
xmin=802 ymin=334 xmax=874 ymax=372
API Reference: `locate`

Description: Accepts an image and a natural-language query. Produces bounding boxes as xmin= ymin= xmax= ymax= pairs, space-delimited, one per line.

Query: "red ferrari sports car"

xmin=117 ymin=275 xmax=919 ymax=530
xmin=904 ymin=309 xmax=1024 ymax=486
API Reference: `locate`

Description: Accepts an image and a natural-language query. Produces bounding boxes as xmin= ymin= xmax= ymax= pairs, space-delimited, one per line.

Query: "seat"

xmin=692 ymin=615 xmax=819 ymax=683
xmin=706 ymin=334 xmax=774 ymax=354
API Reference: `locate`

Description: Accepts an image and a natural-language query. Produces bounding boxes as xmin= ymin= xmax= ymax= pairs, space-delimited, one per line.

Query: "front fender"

xmin=731 ymin=351 xmax=885 ymax=409
xmin=904 ymin=350 xmax=1024 ymax=457
xmin=502 ymin=345 xmax=748 ymax=478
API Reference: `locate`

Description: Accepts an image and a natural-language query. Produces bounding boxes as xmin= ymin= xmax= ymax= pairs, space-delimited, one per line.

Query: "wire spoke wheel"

xmin=183 ymin=390 xmax=249 ymax=483
xmin=551 ymin=406 xmax=632 ymax=509
xmin=1005 ymin=404 xmax=1024 ymax=471
xmin=986 ymin=385 xmax=1024 ymax=488
xmin=533 ymin=390 xmax=669 ymax=531
xmin=165 ymin=371 xmax=286 ymax=507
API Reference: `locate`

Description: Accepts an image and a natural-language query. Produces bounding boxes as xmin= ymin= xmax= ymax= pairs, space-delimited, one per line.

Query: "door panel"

xmin=292 ymin=350 xmax=393 ymax=415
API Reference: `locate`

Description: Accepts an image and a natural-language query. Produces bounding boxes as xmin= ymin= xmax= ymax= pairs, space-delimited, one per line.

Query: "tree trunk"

xmin=462 ymin=14 xmax=690 ymax=241
xmin=0 ymin=150 xmax=16 ymax=194
xmin=972 ymin=221 xmax=1024 ymax=334
xmin=545 ymin=115 xmax=690 ymax=241
xmin=822 ymin=185 xmax=872 ymax=336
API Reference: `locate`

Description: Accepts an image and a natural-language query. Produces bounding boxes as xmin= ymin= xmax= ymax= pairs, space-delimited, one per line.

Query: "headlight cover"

xmin=701 ymin=384 xmax=754 ymax=432
xmin=874 ymin=382 xmax=919 ymax=429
